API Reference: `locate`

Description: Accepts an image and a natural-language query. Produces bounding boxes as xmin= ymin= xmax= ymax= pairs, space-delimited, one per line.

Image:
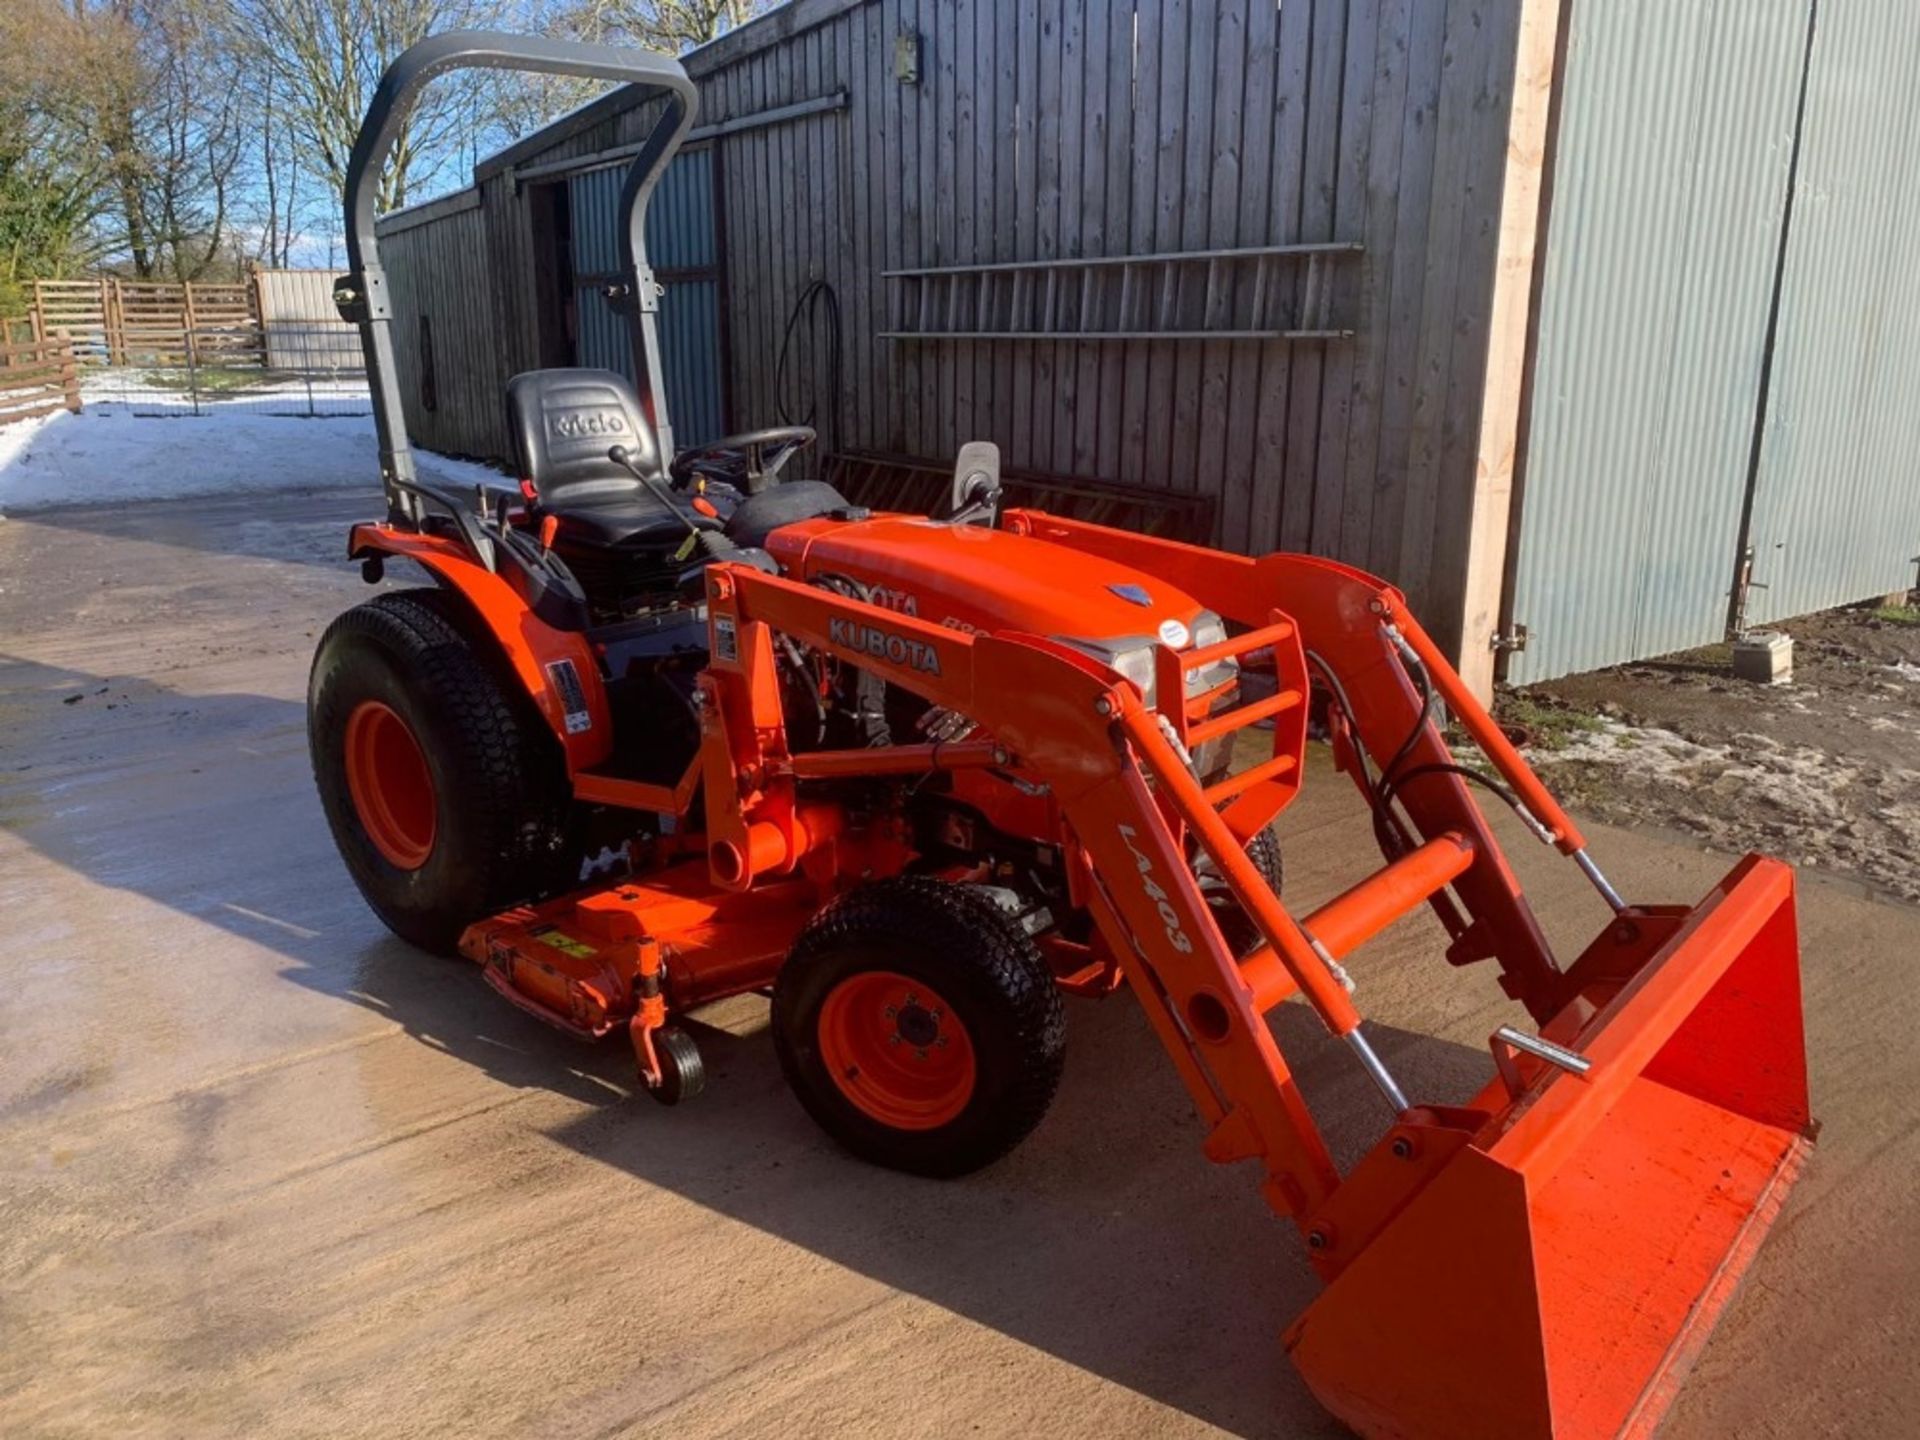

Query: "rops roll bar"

xmin=334 ymin=31 xmax=698 ymax=524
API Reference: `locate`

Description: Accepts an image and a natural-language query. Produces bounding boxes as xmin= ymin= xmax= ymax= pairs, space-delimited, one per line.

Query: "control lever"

xmin=609 ymin=444 xmax=734 ymax=561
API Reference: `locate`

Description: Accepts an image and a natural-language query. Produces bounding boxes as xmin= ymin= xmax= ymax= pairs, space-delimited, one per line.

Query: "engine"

xmin=588 ymin=504 xmax=1250 ymax=909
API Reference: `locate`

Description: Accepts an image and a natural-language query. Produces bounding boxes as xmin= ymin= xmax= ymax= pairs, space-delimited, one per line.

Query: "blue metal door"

xmin=568 ymin=147 xmax=726 ymax=448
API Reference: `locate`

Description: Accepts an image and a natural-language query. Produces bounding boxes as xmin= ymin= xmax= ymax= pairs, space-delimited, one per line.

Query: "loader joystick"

xmin=608 ymin=442 xmax=735 ymax=561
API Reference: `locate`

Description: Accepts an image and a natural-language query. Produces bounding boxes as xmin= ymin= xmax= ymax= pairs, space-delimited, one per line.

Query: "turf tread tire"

xmin=1205 ymin=825 xmax=1285 ymax=958
xmin=309 ymin=586 xmax=572 ymax=953
xmin=773 ymin=877 xmax=1066 ymax=1178
xmin=1246 ymin=826 xmax=1284 ymax=894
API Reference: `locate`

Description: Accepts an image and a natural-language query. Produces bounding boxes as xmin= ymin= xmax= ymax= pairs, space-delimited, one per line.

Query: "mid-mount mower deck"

xmin=310 ymin=33 xmax=1814 ymax=1439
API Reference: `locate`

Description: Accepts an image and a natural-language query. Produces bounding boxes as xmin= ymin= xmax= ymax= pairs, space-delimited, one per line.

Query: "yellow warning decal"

xmin=529 ymin=925 xmax=600 ymax=961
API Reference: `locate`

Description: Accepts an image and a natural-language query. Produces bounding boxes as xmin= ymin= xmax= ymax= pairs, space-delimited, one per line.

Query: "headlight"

xmin=1054 ymin=636 xmax=1159 ymax=703
xmin=1108 ymin=644 xmax=1159 ymax=699
xmin=1056 ymin=609 xmax=1236 ymax=709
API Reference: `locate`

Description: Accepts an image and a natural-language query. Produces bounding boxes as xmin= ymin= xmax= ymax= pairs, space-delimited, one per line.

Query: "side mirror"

xmin=950 ymin=440 xmax=1002 ymax=525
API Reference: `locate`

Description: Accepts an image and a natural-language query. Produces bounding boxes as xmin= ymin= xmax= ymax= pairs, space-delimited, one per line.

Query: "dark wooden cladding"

xmin=381 ymin=199 xmax=510 ymax=460
xmin=378 ymin=0 xmax=1524 ymax=650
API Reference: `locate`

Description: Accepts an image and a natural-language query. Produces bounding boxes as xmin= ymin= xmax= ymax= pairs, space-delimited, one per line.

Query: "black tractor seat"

xmin=506 ymin=367 xmax=715 ymax=544
xmin=505 ymin=368 xmax=720 ymax=608
xmin=504 ymin=368 xmax=861 ymax=611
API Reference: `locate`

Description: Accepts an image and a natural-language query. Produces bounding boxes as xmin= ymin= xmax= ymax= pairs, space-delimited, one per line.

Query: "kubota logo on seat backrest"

xmin=828 ymin=617 xmax=942 ymax=675
xmin=1117 ymin=823 xmax=1194 ymax=953
xmin=551 ymin=409 xmax=628 ymax=438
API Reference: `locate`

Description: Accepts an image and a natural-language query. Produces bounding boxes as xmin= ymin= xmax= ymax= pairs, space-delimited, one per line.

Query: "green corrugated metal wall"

xmin=1507 ymin=0 xmax=1810 ymax=683
xmin=1509 ymin=0 xmax=1920 ymax=683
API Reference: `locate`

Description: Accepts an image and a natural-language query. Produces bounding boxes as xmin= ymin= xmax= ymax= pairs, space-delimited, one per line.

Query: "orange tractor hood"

xmin=765 ymin=514 xmax=1210 ymax=643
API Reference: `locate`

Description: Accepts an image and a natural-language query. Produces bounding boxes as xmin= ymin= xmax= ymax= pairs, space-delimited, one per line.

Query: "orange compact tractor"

xmin=312 ymin=34 xmax=1813 ymax=1439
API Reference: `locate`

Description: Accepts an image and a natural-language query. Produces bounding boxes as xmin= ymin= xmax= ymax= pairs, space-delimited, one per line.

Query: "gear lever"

xmin=609 ymin=444 xmax=733 ymax=560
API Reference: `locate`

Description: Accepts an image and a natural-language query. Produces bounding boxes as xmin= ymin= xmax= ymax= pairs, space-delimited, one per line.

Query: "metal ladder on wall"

xmin=879 ymin=241 xmax=1363 ymax=344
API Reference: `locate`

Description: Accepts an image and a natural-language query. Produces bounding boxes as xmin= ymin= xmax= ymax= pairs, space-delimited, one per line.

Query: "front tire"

xmin=1201 ymin=825 xmax=1286 ymax=958
xmin=309 ymin=587 xmax=574 ymax=952
xmin=772 ymin=878 xmax=1066 ymax=1177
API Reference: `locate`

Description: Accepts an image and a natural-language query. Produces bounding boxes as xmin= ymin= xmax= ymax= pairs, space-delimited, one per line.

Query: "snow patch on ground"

xmin=1544 ymin=721 xmax=1860 ymax=825
xmin=1886 ymin=660 xmax=1920 ymax=683
xmin=0 ymin=402 xmax=499 ymax=513
xmin=1535 ymin=717 xmax=1920 ymax=902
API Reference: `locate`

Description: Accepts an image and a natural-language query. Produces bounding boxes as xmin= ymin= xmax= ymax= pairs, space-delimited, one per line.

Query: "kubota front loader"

xmin=678 ymin=517 xmax=1812 ymax=1440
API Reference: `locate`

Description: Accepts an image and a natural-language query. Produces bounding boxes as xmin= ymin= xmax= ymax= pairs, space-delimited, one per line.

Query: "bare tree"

xmin=137 ymin=2 xmax=247 ymax=278
xmin=8 ymin=0 xmax=732 ymax=293
xmin=224 ymin=0 xmax=510 ymax=216
xmin=252 ymin=72 xmax=305 ymax=269
xmin=64 ymin=0 xmax=157 ymax=274
xmin=0 ymin=1 xmax=119 ymax=301
xmin=476 ymin=0 xmax=771 ymax=141
xmin=561 ymin=0 xmax=772 ymax=52
xmin=35 ymin=0 xmax=252 ymax=280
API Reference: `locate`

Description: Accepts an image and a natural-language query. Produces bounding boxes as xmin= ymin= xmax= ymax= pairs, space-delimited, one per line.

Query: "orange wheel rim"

xmin=343 ymin=700 xmax=437 ymax=870
xmin=817 ymin=971 xmax=976 ymax=1130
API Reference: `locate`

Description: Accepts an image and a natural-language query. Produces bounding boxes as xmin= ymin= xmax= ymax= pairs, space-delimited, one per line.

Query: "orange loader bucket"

xmin=1285 ymin=855 xmax=1812 ymax=1440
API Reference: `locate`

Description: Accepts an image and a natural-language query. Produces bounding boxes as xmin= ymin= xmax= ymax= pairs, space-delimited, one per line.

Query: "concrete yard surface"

xmin=2 ymin=490 xmax=1917 ymax=1438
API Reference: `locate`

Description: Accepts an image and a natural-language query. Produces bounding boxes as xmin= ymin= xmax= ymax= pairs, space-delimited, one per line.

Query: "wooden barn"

xmin=376 ymin=0 xmax=1549 ymax=690
xmin=374 ymin=0 xmax=1920 ymax=691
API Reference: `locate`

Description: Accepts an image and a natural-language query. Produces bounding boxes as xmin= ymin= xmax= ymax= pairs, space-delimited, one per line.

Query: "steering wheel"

xmin=669 ymin=426 xmax=816 ymax=494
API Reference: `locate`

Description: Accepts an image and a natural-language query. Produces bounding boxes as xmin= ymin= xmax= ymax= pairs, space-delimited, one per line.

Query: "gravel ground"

xmin=1506 ymin=603 xmax=1920 ymax=905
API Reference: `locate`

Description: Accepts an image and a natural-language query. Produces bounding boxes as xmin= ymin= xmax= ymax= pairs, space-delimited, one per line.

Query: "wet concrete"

xmin=2 ymin=489 xmax=1916 ymax=1437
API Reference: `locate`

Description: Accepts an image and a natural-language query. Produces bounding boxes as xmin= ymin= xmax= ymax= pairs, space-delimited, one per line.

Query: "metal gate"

xmin=1740 ymin=0 xmax=1920 ymax=625
xmin=1505 ymin=0 xmax=1811 ymax=684
xmin=568 ymin=147 xmax=727 ymax=448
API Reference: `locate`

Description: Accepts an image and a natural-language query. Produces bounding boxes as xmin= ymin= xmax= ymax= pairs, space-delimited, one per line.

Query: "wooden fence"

xmin=0 ymin=337 xmax=83 ymax=427
xmin=29 ymin=279 xmax=261 ymax=365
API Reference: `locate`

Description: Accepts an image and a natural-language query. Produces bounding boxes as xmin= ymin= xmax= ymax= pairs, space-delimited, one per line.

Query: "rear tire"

xmin=309 ymin=587 xmax=574 ymax=953
xmin=773 ymin=877 xmax=1066 ymax=1177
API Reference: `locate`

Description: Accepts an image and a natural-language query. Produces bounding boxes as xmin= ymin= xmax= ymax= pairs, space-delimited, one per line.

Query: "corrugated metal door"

xmin=568 ymin=147 xmax=726 ymax=448
xmin=254 ymin=269 xmax=361 ymax=369
xmin=1506 ymin=0 xmax=1811 ymax=683
xmin=1742 ymin=0 xmax=1920 ymax=623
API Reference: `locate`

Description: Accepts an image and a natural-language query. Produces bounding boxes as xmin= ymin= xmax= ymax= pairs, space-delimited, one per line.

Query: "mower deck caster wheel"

xmin=647 ymin=1027 xmax=706 ymax=1106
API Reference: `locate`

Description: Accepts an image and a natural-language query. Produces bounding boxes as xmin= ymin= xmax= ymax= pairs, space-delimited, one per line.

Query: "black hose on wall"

xmin=774 ymin=278 xmax=843 ymax=473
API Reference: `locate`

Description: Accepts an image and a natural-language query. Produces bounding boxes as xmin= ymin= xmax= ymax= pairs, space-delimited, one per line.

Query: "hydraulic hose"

xmin=775 ymin=279 xmax=843 ymax=454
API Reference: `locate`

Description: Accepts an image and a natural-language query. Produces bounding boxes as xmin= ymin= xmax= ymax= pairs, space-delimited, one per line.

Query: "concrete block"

xmin=1732 ymin=630 xmax=1793 ymax=685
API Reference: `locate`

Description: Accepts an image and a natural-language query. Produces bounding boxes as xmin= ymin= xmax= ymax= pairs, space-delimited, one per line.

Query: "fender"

xmin=349 ymin=522 xmax=614 ymax=772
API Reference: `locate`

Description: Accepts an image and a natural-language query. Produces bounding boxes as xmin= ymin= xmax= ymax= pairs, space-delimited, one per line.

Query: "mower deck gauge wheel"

xmin=648 ymin=1026 xmax=706 ymax=1106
